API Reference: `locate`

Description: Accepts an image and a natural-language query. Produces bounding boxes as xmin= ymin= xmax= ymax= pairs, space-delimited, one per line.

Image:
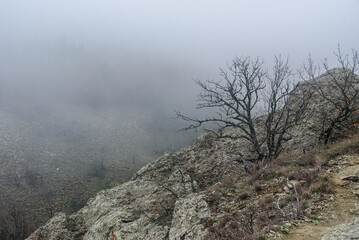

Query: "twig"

xmin=277 ymin=198 xmax=285 ymax=217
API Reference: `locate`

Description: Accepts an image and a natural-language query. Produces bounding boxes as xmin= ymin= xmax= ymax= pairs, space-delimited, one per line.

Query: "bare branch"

xmin=177 ymin=55 xmax=310 ymax=161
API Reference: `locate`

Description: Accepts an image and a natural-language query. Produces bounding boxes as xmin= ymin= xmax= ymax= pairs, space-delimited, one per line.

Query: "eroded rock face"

xmin=26 ymin=148 xmax=227 ymax=240
xmin=320 ymin=217 xmax=359 ymax=240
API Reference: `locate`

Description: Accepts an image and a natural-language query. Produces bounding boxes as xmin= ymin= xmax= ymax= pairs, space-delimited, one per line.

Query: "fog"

xmin=1 ymin=0 xmax=359 ymax=113
xmin=0 ymin=1 xmax=358 ymax=238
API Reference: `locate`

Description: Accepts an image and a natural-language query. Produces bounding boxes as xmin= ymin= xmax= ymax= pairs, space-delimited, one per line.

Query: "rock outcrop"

xmin=320 ymin=217 xmax=359 ymax=240
xmin=27 ymin=144 xmax=243 ymax=240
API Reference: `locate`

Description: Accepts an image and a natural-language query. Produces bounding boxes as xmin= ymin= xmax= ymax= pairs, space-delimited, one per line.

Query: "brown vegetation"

xmin=204 ymin=133 xmax=359 ymax=239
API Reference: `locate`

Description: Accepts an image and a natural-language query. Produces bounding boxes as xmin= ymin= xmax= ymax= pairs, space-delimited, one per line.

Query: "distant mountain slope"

xmin=0 ymin=104 xmax=194 ymax=240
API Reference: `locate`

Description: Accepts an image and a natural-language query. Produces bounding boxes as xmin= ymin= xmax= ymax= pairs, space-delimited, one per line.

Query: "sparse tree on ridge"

xmin=176 ymin=56 xmax=311 ymax=161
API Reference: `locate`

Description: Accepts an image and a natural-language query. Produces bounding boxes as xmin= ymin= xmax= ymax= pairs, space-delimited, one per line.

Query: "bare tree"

xmin=0 ymin=203 xmax=29 ymax=240
xmin=264 ymin=57 xmax=311 ymax=159
xmin=177 ymin=56 xmax=310 ymax=161
xmin=301 ymin=46 xmax=359 ymax=144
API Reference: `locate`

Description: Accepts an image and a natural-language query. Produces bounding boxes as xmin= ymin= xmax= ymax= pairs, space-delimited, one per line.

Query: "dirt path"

xmin=284 ymin=155 xmax=359 ymax=240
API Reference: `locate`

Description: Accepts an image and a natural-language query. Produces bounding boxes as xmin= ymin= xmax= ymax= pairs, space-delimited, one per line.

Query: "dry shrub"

xmin=276 ymin=147 xmax=326 ymax=167
xmin=324 ymin=133 xmax=359 ymax=159
xmin=275 ymin=151 xmax=299 ymax=166
xmin=206 ymin=185 xmax=226 ymax=212
xmin=253 ymin=182 xmax=262 ymax=193
xmin=258 ymin=196 xmax=273 ymax=210
xmin=288 ymin=170 xmax=301 ymax=180
xmin=315 ymin=155 xmax=328 ymax=169
xmin=276 ymin=149 xmax=314 ymax=166
xmin=250 ymin=165 xmax=277 ymax=183
xmin=310 ymin=182 xmax=332 ymax=194
xmin=296 ymin=152 xmax=316 ymax=166
xmin=301 ymin=199 xmax=310 ymax=210
xmin=258 ymin=198 xmax=266 ymax=209
xmin=221 ymin=175 xmax=235 ymax=188
xmin=239 ymin=191 xmax=249 ymax=200
xmin=296 ymin=182 xmax=304 ymax=194
xmin=275 ymin=166 xmax=289 ymax=177
xmin=276 ymin=134 xmax=359 ymax=168
xmin=295 ymin=169 xmax=318 ymax=187
xmin=264 ymin=195 xmax=274 ymax=204
xmin=301 ymin=190 xmax=311 ymax=200
xmin=196 ymin=132 xmax=216 ymax=148
xmin=205 ymin=215 xmax=256 ymax=240
xmin=148 ymin=194 xmax=177 ymax=225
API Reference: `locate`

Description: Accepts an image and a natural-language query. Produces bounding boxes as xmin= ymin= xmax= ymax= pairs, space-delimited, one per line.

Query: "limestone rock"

xmin=320 ymin=217 xmax=359 ymax=240
xmin=26 ymin=213 xmax=74 ymax=240
xmin=169 ymin=194 xmax=211 ymax=240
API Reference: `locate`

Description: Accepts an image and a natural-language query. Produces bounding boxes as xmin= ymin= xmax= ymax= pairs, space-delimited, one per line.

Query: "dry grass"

xmin=205 ymin=134 xmax=359 ymax=239
xmin=323 ymin=134 xmax=359 ymax=159
xmin=204 ymin=214 xmax=261 ymax=240
xmin=253 ymin=182 xmax=263 ymax=193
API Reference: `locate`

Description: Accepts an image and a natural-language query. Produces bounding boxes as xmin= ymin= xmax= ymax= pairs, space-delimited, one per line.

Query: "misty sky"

xmin=0 ymin=0 xmax=359 ymax=112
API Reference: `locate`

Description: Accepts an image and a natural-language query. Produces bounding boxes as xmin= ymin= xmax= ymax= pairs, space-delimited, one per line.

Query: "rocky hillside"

xmin=27 ymin=69 xmax=359 ymax=240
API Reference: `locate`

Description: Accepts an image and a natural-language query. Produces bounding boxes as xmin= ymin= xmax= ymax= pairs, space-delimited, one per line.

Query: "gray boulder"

xmin=320 ymin=217 xmax=359 ymax=240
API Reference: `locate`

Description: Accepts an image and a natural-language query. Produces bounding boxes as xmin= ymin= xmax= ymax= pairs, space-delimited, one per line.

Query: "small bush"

xmin=297 ymin=153 xmax=316 ymax=166
xmin=310 ymin=182 xmax=332 ymax=194
xmin=298 ymin=169 xmax=318 ymax=187
xmin=300 ymin=199 xmax=310 ymax=210
xmin=301 ymin=190 xmax=311 ymax=200
xmin=221 ymin=175 xmax=235 ymax=188
xmin=204 ymin=215 xmax=258 ymax=240
xmin=249 ymin=164 xmax=277 ymax=183
xmin=288 ymin=170 xmax=301 ymax=180
xmin=239 ymin=192 xmax=249 ymax=200
xmin=254 ymin=182 xmax=262 ymax=193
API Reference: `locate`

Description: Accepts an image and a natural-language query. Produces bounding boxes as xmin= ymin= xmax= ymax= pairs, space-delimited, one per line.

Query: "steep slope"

xmin=27 ymin=69 xmax=359 ymax=240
